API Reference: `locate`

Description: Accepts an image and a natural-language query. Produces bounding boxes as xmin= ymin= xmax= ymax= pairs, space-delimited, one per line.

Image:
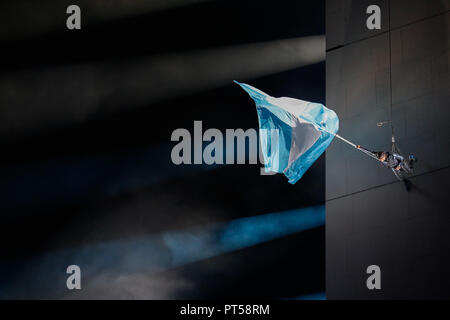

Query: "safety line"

xmin=388 ymin=0 xmax=394 ymax=141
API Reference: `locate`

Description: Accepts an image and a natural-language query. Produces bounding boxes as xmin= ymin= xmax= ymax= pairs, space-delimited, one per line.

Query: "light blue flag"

xmin=235 ymin=81 xmax=339 ymax=184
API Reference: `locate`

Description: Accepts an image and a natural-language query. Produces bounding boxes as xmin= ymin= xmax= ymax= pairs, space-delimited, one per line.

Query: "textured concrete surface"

xmin=326 ymin=0 xmax=450 ymax=299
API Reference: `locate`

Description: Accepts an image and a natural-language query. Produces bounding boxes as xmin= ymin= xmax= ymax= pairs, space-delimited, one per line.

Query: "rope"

xmin=387 ymin=0 xmax=398 ymax=155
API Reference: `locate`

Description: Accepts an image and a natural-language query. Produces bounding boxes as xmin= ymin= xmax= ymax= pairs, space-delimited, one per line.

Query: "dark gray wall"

xmin=326 ymin=0 xmax=450 ymax=299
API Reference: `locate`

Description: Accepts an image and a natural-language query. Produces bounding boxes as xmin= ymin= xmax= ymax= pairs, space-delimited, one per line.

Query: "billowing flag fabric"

xmin=235 ymin=81 xmax=339 ymax=184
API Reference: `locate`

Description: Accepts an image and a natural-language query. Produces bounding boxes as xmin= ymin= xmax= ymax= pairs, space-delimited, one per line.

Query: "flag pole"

xmin=334 ymin=133 xmax=357 ymax=148
xmin=331 ymin=132 xmax=382 ymax=162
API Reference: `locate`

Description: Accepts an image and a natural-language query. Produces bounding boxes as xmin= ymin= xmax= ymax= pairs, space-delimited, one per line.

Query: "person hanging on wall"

xmin=356 ymin=145 xmax=417 ymax=174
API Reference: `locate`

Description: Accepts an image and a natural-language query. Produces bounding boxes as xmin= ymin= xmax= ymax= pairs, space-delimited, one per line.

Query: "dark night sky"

xmin=0 ymin=0 xmax=325 ymax=299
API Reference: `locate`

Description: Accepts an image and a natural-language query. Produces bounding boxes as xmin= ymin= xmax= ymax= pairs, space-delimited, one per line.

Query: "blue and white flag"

xmin=235 ymin=81 xmax=339 ymax=184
